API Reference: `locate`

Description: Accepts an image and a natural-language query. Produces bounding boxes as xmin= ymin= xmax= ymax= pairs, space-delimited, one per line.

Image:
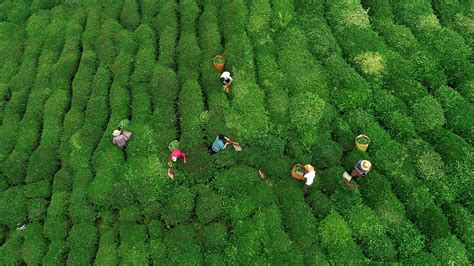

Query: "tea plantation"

xmin=0 ymin=0 xmax=473 ymax=264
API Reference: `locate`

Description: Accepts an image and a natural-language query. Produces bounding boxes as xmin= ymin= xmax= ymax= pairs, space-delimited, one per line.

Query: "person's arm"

xmin=182 ymin=152 xmax=187 ymax=163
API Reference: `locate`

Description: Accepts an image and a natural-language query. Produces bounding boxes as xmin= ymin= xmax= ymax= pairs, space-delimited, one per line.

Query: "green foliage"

xmin=164 ymin=225 xmax=202 ymax=264
xmin=42 ymin=240 xmax=67 ymax=265
xmin=119 ymin=224 xmax=149 ymax=265
xmin=319 ymin=210 xmax=366 ymax=264
xmin=430 ymin=235 xmax=470 ymax=265
xmin=402 ymin=251 xmax=440 ymax=265
xmin=311 ymin=139 xmax=343 ymax=169
xmin=434 ymin=85 xmax=474 ymax=143
xmin=0 ymin=186 xmax=26 ymax=227
xmin=289 ymin=92 xmax=326 ymax=147
xmin=411 ymin=96 xmax=446 ymax=133
xmin=120 ymin=0 xmax=140 ymax=30
xmin=0 ymin=1 xmax=472 ymax=263
xmin=196 ymin=186 xmax=224 ymax=224
xmin=215 ymin=166 xmax=274 ymax=222
xmin=155 ymin=1 xmax=178 ymax=67
xmin=22 ymin=223 xmax=46 ymax=265
xmin=66 ymin=224 xmax=97 ymax=265
xmin=444 ymin=204 xmax=474 ymax=261
xmin=200 ymin=222 xmax=228 ymax=252
xmin=391 ymin=220 xmax=425 ymax=259
xmin=275 ymin=181 xmax=318 ymax=251
xmin=43 ymin=192 xmax=70 ymax=240
xmin=161 ymin=187 xmax=194 ymax=226
xmin=224 ymin=73 xmax=269 ymax=140
xmin=306 ymin=190 xmax=333 ymax=221
xmin=0 ymin=233 xmax=23 ymax=265
xmin=94 ymin=229 xmax=119 ymax=265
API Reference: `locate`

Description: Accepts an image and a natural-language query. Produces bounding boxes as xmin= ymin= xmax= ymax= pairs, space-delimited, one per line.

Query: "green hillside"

xmin=0 ymin=0 xmax=473 ymax=264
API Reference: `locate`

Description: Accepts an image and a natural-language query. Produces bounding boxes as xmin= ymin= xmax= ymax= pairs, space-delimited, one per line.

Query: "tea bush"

xmin=200 ymin=222 xmax=228 ymax=252
xmin=275 ymin=181 xmax=318 ymax=251
xmin=444 ymin=204 xmax=474 ymax=261
xmin=164 ymin=225 xmax=203 ymax=264
xmin=0 ymin=186 xmax=27 ymax=227
xmin=119 ymin=224 xmax=149 ymax=264
xmin=196 ymin=186 xmax=224 ymax=224
xmin=1 ymin=0 xmax=473 ymax=263
xmin=0 ymin=233 xmax=23 ymax=265
xmin=66 ymin=224 xmax=97 ymax=265
xmin=430 ymin=235 xmax=470 ymax=265
xmin=411 ymin=96 xmax=446 ymax=133
xmin=389 ymin=0 xmax=472 ymax=84
xmin=120 ymin=0 xmax=139 ymax=30
xmin=319 ymin=210 xmax=366 ymax=264
xmin=434 ymin=85 xmax=474 ymax=143
xmin=94 ymin=229 xmax=119 ymax=265
xmin=161 ymin=187 xmax=195 ymax=226
xmin=22 ymin=223 xmax=46 ymax=265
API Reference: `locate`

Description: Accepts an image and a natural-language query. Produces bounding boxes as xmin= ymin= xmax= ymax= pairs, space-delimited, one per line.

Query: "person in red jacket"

xmin=168 ymin=148 xmax=187 ymax=167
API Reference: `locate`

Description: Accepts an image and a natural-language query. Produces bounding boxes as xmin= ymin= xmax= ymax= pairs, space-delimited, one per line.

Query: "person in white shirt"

xmin=303 ymin=164 xmax=316 ymax=194
xmin=220 ymin=71 xmax=233 ymax=93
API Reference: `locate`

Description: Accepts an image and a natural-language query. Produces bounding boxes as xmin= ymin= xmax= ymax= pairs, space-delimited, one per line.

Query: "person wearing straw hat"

xmin=112 ymin=128 xmax=133 ymax=149
xmin=220 ymin=71 xmax=233 ymax=93
xmin=168 ymin=148 xmax=187 ymax=167
xmin=342 ymin=160 xmax=372 ymax=188
xmin=303 ymin=164 xmax=316 ymax=194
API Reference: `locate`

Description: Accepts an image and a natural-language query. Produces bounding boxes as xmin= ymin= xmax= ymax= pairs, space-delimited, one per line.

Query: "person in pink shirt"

xmin=112 ymin=128 xmax=132 ymax=149
xmin=168 ymin=148 xmax=187 ymax=167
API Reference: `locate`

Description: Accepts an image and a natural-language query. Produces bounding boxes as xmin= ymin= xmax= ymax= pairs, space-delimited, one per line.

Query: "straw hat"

xmin=112 ymin=130 xmax=121 ymax=137
xmin=361 ymin=160 xmax=372 ymax=171
xmin=172 ymin=156 xmax=177 ymax=162
xmin=304 ymin=164 xmax=315 ymax=172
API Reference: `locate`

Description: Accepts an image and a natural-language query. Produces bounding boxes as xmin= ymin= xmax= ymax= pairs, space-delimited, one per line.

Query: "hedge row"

xmin=120 ymin=0 xmax=140 ymax=31
xmin=4 ymin=6 xmax=84 ymax=185
xmin=119 ymin=224 xmax=149 ymax=264
xmin=25 ymin=9 xmax=85 ymax=187
xmin=247 ymin=0 xmax=289 ymax=137
xmin=361 ymin=0 xmax=447 ymax=88
xmin=89 ymin=28 xmax=135 ymax=208
xmin=389 ymin=0 xmax=472 ymax=86
xmin=326 ymin=0 xmax=444 ymax=119
xmin=328 ymin=182 xmax=397 ymax=261
xmin=125 ymin=23 xmax=167 ymax=205
xmin=164 ymin=225 xmax=202 ymax=264
xmin=60 ymin=50 xmax=97 ymax=155
xmin=433 ymin=85 xmax=474 ymax=144
xmin=175 ymin=0 xmax=210 ymax=185
xmin=94 ymin=229 xmax=119 ymax=265
xmin=0 ymin=22 xmax=24 ymax=84
xmin=0 ymin=11 xmax=50 ymax=163
xmin=155 ymin=0 xmax=178 ymax=68
xmin=214 ymin=166 xmax=274 ymax=223
xmin=140 ymin=0 xmax=160 ymax=26
xmin=220 ymin=0 xmax=269 ymax=141
xmin=444 ymin=203 xmax=474 ymax=261
xmin=274 ymin=180 xmax=318 ymax=254
xmin=348 ymin=112 xmax=453 ymax=239
xmin=430 ymin=0 xmax=473 ymax=60
xmin=426 ymin=129 xmax=474 ymax=212
xmin=295 ymin=0 xmax=373 ymax=115
xmin=319 ymin=210 xmax=366 ymax=264
xmin=356 ymin=171 xmax=426 ymax=259
xmin=197 ymin=3 xmax=229 ymax=143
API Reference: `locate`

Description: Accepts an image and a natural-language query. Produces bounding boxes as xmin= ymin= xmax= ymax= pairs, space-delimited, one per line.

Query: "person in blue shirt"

xmin=342 ymin=160 xmax=372 ymax=188
xmin=209 ymin=134 xmax=231 ymax=154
